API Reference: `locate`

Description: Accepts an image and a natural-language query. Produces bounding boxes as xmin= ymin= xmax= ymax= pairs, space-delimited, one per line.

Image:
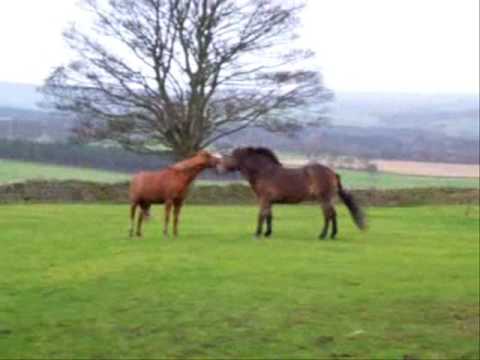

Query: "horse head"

xmin=217 ymin=147 xmax=281 ymax=173
xmin=195 ymin=150 xmax=222 ymax=168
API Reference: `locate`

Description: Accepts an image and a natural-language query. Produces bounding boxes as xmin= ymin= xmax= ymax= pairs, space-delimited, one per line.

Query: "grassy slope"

xmin=0 ymin=204 xmax=478 ymax=359
xmin=0 ymin=159 xmax=478 ymax=189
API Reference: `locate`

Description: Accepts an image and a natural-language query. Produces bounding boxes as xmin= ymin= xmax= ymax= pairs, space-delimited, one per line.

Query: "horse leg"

xmin=264 ymin=206 xmax=273 ymax=237
xmin=172 ymin=199 xmax=183 ymax=237
xmin=255 ymin=210 xmax=264 ymax=237
xmin=129 ymin=203 xmax=137 ymax=237
xmin=163 ymin=201 xmax=173 ymax=237
xmin=255 ymin=200 xmax=270 ymax=238
xmin=136 ymin=208 xmax=144 ymax=237
xmin=319 ymin=202 xmax=331 ymax=240
xmin=330 ymin=206 xmax=338 ymax=239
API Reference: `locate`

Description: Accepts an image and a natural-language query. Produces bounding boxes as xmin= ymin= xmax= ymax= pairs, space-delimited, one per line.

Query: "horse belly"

xmin=268 ymin=176 xmax=310 ymax=204
xmin=276 ymin=188 xmax=310 ymax=203
xmin=130 ymin=171 xmax=181 ymax=204
xmin=145 ymin=181 xmax=182 ymax=203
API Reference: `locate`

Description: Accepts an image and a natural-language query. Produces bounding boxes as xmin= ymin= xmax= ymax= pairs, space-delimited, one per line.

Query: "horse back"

xmin=253 ymin=164 xmax=338 ymax=203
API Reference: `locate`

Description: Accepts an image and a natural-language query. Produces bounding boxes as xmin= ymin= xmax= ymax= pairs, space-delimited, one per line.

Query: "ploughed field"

xmin=0 ymin=204 xmax=478 ymax=359
xmin=372 ymin=160 xmax=480 ymax=179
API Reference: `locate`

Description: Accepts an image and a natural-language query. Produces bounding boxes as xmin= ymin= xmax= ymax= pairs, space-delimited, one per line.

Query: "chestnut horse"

xmin=129 ymin=150 xmax=220 ymax=238
xmin=219 ymin=147 xmax=366 ymax=239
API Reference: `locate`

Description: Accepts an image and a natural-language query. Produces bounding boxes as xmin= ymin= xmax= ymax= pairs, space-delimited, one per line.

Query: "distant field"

xmin=0 ymin=204 xmax=478 ymax=359
xmin=0 ymin=159 xmax=130 ymax=184
xmin=0 ymin=159 xmax=479 ymax=189
xmin=281 ymin=153 xmax=479 ymax=179
xmin=373 ymin=160 xmax=480 ymax=178
xmin=0 ymin=158 xmax=478 ymax=189
xmin=337 ymin=169 xmax=478 ymax=189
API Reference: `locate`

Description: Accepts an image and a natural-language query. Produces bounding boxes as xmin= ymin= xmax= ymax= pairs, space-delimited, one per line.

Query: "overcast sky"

xmin=0 ymin=0 xmax=478 ymax=94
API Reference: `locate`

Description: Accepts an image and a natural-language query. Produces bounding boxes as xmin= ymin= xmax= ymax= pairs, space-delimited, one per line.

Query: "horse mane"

xmin=171 ymin=151 xmax=206 ymax=171
xmin=244 ymin=147 xmax=282 ymax=165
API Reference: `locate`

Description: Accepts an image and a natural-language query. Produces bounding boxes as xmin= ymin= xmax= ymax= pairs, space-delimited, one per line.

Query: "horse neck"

xmin=240 ymin=160 xmax=280 ymax=184
xmin=172 ymin=158 xmax=209 ymax=181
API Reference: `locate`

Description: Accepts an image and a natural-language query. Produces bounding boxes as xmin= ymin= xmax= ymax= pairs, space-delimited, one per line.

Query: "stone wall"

xmin=0 ymin=180 xmax=478 ymax=207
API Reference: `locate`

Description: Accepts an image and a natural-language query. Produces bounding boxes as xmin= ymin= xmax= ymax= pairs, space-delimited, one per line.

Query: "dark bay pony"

xmin=129 ymin=150 xmax=220 ymax=238
xmin=219 ymin=147 xmax=366 ymax=239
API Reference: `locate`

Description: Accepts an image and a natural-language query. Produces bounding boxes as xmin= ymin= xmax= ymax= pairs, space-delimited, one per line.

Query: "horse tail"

xmin=336 ymin=174 xmax=366 ymax=230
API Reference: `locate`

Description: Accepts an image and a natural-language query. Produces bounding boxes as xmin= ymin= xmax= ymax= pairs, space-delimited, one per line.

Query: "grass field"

xmin=0 ymin=159 xmax=130 ymax=184
xmin=0 ymin=159 xmax=479 ymax=189
xmin=335 ymin=169 xmax=478 ymax=190
xmin=0 ymin=204 xmax=478 ymax=359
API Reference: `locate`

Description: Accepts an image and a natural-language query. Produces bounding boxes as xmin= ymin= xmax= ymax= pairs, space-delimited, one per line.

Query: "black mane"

xmin=244 ymin=147 xmax=282 ymax=165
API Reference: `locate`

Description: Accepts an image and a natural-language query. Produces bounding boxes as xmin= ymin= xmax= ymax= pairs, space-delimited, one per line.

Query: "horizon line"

xmin=0 ymin=79 xmax=478 ymax=97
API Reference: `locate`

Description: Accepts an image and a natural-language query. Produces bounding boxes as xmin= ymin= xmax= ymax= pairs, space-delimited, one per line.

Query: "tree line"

xmin=0 ymin=140 xmax=172 ymax=173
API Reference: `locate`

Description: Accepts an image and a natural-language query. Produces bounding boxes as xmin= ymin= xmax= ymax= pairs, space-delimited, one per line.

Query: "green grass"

xmin=0 ymin=204 xmax=478 ymax=359
xmin=0 ymin=159 xmax=130 ymax=184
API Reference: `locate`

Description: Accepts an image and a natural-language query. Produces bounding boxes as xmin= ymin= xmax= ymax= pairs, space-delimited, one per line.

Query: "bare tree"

xmin=42 ymin=0 xmax=332 ymax=158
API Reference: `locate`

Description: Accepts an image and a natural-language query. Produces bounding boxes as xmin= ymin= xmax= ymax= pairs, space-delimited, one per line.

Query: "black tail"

xmin=336 ymin=174 xmax=366 ymax=230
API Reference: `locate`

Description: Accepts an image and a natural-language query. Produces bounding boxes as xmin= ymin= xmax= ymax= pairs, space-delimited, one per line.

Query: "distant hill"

xmin=0 ymin=82 xmax=43 ymax=110
xmin=328 ymin=92 xmax=479 ymax=139
xmin=0 ymin=81 xmax=477 ymax=138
